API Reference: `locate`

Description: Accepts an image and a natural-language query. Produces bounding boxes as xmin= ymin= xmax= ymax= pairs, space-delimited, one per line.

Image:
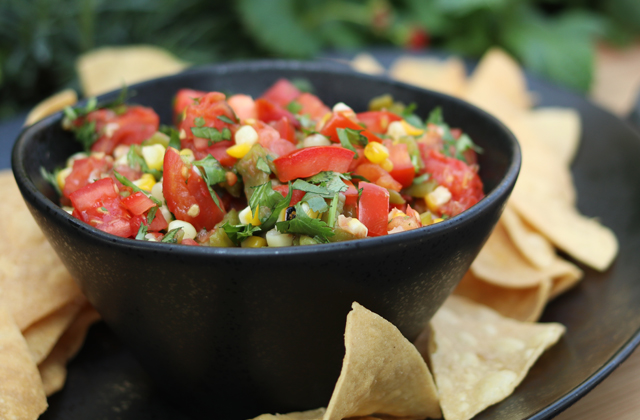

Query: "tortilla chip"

xmin=77 ymin=45 xmax=189 ymax=97
xmin=525 ymin=107 xmax=581 ymax=165
xmin=429 ymin=296 xmax=565 ymax=420
xmin=464 ymin=48 xmax=532 ymax=110
xmin=454 ymin=272 xmax=551 ymax=322
xmin=251 ymin=408 xmax=326 ymax=420
xmin=0 ymin=171 xmax=83 ymax=331
xmin=0 ymin=307 xmax=48 ymax=419
xmin=389 ymin=56 xmax=467 ymax=97
xmin=351 ymin=53 xmax=386 ymax=75
xmin=500 ymin=205 xmax=555 ymax=270
xmin=324 ymin=303 xmax=440 ymax=420
xmin=546 ymin=258 xmax=583 ymax=300
xmin=23 ymin=296 xmax=87 ymax=365
xmin=24 ymin=89 xmax=78 ymax=126
xmin=38 ymin=304 xmax=101 ymax=396
xmin=471 ymin=222 xmax=552 ymax=288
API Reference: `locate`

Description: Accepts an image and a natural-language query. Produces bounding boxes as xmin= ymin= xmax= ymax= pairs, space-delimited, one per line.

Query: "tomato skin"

xmin=227 ymin=94 xmax=256 ymax=121
xmin=121 ymin=191 xmax=156 ymax=216
xmin=273 ymin=146 xmax=356 ymax=182
xmin=181 ymin=238 xmax=200 ymax=246
xmin=249 ymin=120 xmax=297 ymax=157
xmin=179 ymin=92 xmax=237 ymax=151
xmin=69 ymin=177 xmax=119 ymax=211
xmin=421 ymin=149 xmax=484 ymax=217
xmin=343 ymin=180 xmax=358 ymax=206
xmin=173 ymin=89 xmax=206 ymax=122
xmin=261 ymin=79 xmax=301 ymax=107
xmin=130 ymin=209 xmax=168 ymax=234
xmin=255 ymin=98 xmax=300 ymax=128
xmin=356 ymin=111 xmax=402 ymax=134
xmin=269 ymin=117 xmax=297 ymax=144
xmin=383 ymin=139 xmax=415 ymax=188
xmin=295 ymin=93 xmax=330 ymax=121
xmin=62 ymin=155 xmax=112 ymax=199
xmin=273 ymin=185 xmax=306 ymax=206
xmin=354 ymin=163 xmax=403 ymax=192
xmin=319 ymin=113 xmax=382 ymax=144
xmin=162 ymin=147 xmax=226 ymax=231
xmin=357 ymin=182 xmax=389 ymax=237
xmin=91 ymin=106 xmax=160 ymax=154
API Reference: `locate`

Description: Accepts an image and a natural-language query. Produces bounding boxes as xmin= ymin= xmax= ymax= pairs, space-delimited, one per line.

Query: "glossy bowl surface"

xmin=12 ymin=60 xmax=520 ymax=419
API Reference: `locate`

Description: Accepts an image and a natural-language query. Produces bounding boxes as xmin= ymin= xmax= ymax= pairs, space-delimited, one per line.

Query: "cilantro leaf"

xmin=217 ymin=115 xmax=236 ymax=124
xmin=256 ymin=182 xmax=293 ymax=232
xmin=275 ymin=203 xmax=334 ymax=242
xmin=40 ymin=166 xmax=62 ymax=196
xmin=161 ymin=227 xmax=182 ymax=244
xmin=256 ymin=157 xmax=271 ymax=174
xmin=160 ymin=125 xmax=181 ymax=150
xmin=337 ymin=128 xmax=368 ymax=158
xmin=304 ymin=195 xmax=329 ymax=213
xmin=127 ymin=145 xmax=162 ymax=180
xmin=191 ymin=117 xmax=231 ymax=145
xmin=291 ymin=179 xmax=334 ymax=198
xmin=287 ymin=100 xmax=302 ymax=114
xmin=221 ymin=222 xmax=262 ymax=246
xmin=135 ymin=206 xmax=157 ymax=240
xmin=326 ymin=193 xmax=339 ymax=229
xmin=305 ymin=171 xmax=349 ymax=194
xmin=426 ymin=107 xmax=445 ymax=126
xmin=192 ymin=155 xmax=226 ymax=211
xmin=113 ymin=170 xmax=162 ymax=206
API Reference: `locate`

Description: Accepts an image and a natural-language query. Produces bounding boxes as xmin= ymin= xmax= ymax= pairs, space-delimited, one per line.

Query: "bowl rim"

xmin=12 ymin=59 xmax=521 ymax=258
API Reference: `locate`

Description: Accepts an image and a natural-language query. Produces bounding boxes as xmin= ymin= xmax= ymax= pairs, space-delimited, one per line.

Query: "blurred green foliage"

xmin=1 ymin=0 xmax=639 ymax=119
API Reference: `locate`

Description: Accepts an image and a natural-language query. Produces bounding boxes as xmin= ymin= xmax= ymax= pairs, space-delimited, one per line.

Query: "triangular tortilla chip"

xmin=0 ymin=307 xmax=48 ymax=419
xmin=324 ymin=303 xmax=441 ymax=420
xmin=0 ymin=171 xmax=83 ymax=331
xmin=454 ymin=271 xmax=551 ymax=322
xmin=23 ymin=296 xmax=86 ymax=365
xmin=38 ymin=304 xmax=101 ymax=396
xmin=251 ymin=408 xmax=326 ymax=420
xmin=351 ymin=53 xmax=386 ymax=75
xmin=429 ymin=296 xmax=565 ymax=420
xmin=525 ymin=107 xmax=581 ymax=166
xmin=500 ymin=205 xmax=555 ymax=270
xmin=389 ymin=56 xmax=467 ymax=97
xmin=24 ymin=89 xmax=78 ymax=126
xmin=77 ymin=45 xmax=189 ymax=97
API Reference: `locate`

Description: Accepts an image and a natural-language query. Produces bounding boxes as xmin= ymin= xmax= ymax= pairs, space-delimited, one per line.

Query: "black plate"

xmin=3 ymin=51 xmax=640 ymax=420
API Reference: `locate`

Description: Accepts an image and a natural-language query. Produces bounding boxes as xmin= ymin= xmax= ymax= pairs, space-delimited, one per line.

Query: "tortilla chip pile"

xmin=9 ymin=46 xmax=617 ymax=419
xmin=0 ymin=171 xmax=100 ymax=417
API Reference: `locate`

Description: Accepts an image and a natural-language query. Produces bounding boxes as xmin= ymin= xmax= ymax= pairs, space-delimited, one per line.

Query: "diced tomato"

xmin=255 ymin=98 xmax=300 ymax=128
xmin=130 ymin=209 xmax=168 ymax=234
xmin=273 ymin=146 xmax=355 ymax=182
xmin=202 ymin=142 xmax=238 ymax=168
xmin=319 ymin=112 xmax=382 ymax=144
xmin=91 ymin=106 xmax=160 ymax=154
xmin=179 ymin=92 xmax=237 ymax=151
xmin=62 ymin=155 xmax=112 ymax=199
xmin=181 ymin=238 xmax=200 ymax=246
xmin=421 ymin=149 xmax=484 ymax=217
xmin=343 ymin=180 xmax=358 ymax=206
xmin=273 ymin=185 xmax=306 ymax=206
xmin=261 ymin=79 xmax=301 ymax=107
xmin=354 ymin=163 xmax=403 ymax=192
xmin=295 ymin=93 xmax=330 ymax=121
xmin=121 ymin=191 xmax=156 ymax=216
xmin=173 ymin=89 xmax=206 ymax=123
xmin=270 ymin=117 xmax=296 ymax=144
xmin=347 ymin=147 xmax=367 ymax=172
xmin=356 ymin=111 xmax=402 ymax=135
xmin=249 ymin=120 xmax=297 ymax=157
xmin=383 ymin=139 xmax=415 ymax=188
xmin=69 ymin=178 xmax=133 ymax=238
xmin=227 ymin=94 xmax=256 ymax=121
xmin=357 ymin=182 xmax=389 ymax=237
xmin=162 ymin=147 xmax=226 ymax=231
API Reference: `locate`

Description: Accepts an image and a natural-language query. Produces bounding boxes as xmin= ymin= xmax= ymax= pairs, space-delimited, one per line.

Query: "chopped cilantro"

xmin=426 ymin=107 xmax=482 ymax=162
xmin=161 ymin=227 xmax=182 ymax=243
xmin=336 ymin=127 xmax=368 ymax=158
xmin=217 ymin=115 xmax=236 ymax=124
xmin=325 ymin=193 xmax=339 ymax=229
xmin=412 ymin=173 xmax=431 ymax=185
xmin=127 ymin=145 xmax=161 ymax=180
xmin=276 ymin=203 xmax=334 ymax=242
xmin=112 ymin=170 xmax=162 ymax=206
xmin=191 ymin=117 xmax=228 ymax=145
xmin=40 ymin=166 xmax=62 ymax=196
xmin=135 ymin=206 xmax=157 ymax=240
xmin=291 ymin=78 xmax=314 ymax=93
xmin=287 ymin=100 xmax=302 ymax=114
xmin=304 ymin=195 xmax=329 ymax=213
xmin=160 ymin=125 xmax=181 ymax=150
xmin=192 ymin=155 xmax=226 ymax=211
xmin=221 ymin=223 xmax=262 ymax=246
xmin=256 ymin=157 xmax=271 ymax=174
xmin=252 ymin=182 xmax=293 ymax=231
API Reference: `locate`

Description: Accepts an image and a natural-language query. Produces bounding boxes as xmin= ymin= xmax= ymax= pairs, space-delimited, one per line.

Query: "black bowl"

xmin=12 ymin=60 xmax=520 ymax=419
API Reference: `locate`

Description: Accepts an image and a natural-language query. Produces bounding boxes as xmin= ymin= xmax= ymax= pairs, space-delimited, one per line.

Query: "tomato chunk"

xmin=354 ymin=163 xmax=403 ymax=192
xmin=356 ymin=111 xmax=402 ymax=134
xmin=179 ymin=92 xmax=237 ymax=151
xmin=383 ymin=139 xmax=415 ymax=188
xmin=295 ymin=93 xmax=330 ymax=121
xmin=173 ymin=89 xmax=206 ymax=123
xmin=273 ymin=185 xmax=306 ymax=206
xmin=270 ymin=117 xmax=297 ymax=144
xmin=255 ymin=98 xmax=300 ymax=128
xmin=91 ymin=106 xmax=160 ymax=154
xmin=261 ymin=79 xmax=301 ymax=107
xmin=62 ymin=155 xmax=112 ymax=199
xmin=357 ymin=182 xmax=389 ymax=237
xmin=320 ymin=113 xmax=383 ymax=144
xmin=121 ymin=191 xmax=156 ymax=216
xmin=162 ymin=147 xmax=226 ymax=231
xmin=273 ymin=146 xmax=355 ymax=182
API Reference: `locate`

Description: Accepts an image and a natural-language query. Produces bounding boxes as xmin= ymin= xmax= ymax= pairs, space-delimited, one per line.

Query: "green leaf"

xmin=325 ymin=193 xmax=339 ymax=229
xmin=336 ymin=127 xmax=368 ymax=158
xmin=40 ymin=166 xmax=62 ymax=196
xmin=217 ymin=115 xmax=236 ymax=124
xmin=256 ymin=157 xmax=271 ymax=174
xmin=127 ymin=145 xmax=162 ymax=180
xmin=305 ymin=171 xmax=349 ymax=194
xmin=426 ymin=107 xmax=444 ymax=126
xmin=304 ymin=195 xmax=329 ymax=213
xmin=221 ymin=222 xmax=261 ymax=246
xmin=113 ymin=170 xmax=162 ymax=206
xmin=287 ymin=100 xmax=302 ymax=114
xmin=161 ymin=227 xmax=182 ymax=244
xmin=275 ymin=203 xmax=334 ymax=241
xmin=291 ymin=179 xmax=334 ymax=198
xmin=135 ymin=207 xmax=157 ymax=240
xmin=192 ymin=155 xmax=226 ymax=210
xmin=256 ymin=182 xmax=293 ymax=232
xmin=160 ymin=125 xmax=181 ymax=150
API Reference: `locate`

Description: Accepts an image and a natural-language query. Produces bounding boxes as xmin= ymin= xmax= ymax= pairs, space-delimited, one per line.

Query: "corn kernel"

xmin=187 ymin=204 xmax=200 ymax=217
xmin=241 ymin=236 xmax=267 ymax=248
xmin=168 ymin=220 xmax=197 ymax=240
xmin=425 ymin=186 xmax=452 ymax=212
xmin=300 ymin=202 xmax=319 ymax=219
xmin=332 ymin=102 xmax=355 ymax=116
xmin=380 ymin=158 xmax=394 ymax=172
xmin=400 ymin=120 xmax=424 ymax=136
xmin=56 ymin=167 xmax=72 ymax=191
xmin=420 ymin=211 xmax=434 ymax=226
xmin=234 ymin=125 xmax=259 ymax=146
xmin=239 ymin=205 xmax=261 ymax=226
xmin=179 ymin=148 xmax=195 ymax=163
xmin=364 ymin=142 xmax=389 ymax=164
xmin=265 ymin=229 xmax=293 ymax=247
xmin=226 ymin=143 xmax=252 ymax=159
xmin=133 ymin=174 xmax=156 ymax=192
xmin=142 ymin=144 xmax=166 ymax=171
xmin=387 ymin=121 xmax=407 ymax=139
xmin=433 ymin=218 xmax=445 ymax=224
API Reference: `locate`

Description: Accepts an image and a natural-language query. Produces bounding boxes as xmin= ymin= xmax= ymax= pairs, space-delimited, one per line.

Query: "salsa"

xmin=50 ymin=79 xmax=484 ymax=247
